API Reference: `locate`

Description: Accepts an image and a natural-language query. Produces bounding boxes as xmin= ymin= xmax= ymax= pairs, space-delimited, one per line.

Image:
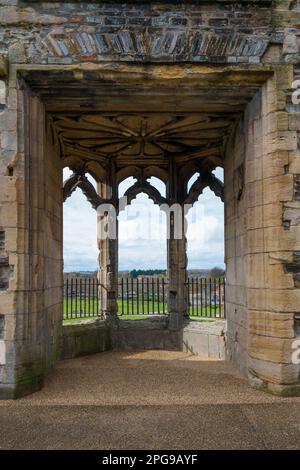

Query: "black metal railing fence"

xmin=118 ymin=277 xmax=167 ymax=316
xmin=187 ymin=277 xmax=225 ymax=319
xmin=64 ymin=277 xmax=100 ymax=320
xmin=63 ymin=276 xmax=225 ymax=320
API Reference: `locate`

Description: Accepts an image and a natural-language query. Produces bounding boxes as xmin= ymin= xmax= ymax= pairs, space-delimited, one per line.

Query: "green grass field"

xmin=63 ymin=298 xmax=225 ymax=323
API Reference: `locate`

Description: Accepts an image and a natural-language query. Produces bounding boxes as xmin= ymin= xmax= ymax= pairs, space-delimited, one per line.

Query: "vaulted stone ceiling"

xmin=50 ymin=112 xmax=235 ymax=168
xmin=22 ymin=67 xmax=271 ymax=177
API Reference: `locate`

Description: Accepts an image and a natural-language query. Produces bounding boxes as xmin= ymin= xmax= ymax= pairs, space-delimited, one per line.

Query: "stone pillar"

xmin=167 ymin=211 xmax=188 ymax=330
xmin=98 ymin=225 xmax=118 ymax=322
xmin=0 ymin=69 xmax=63 ymax=399
xmin=225 ymin=66 xmax=300 ymax=395
xmin=167 ymin=163 xmax=188 ymax=330
xmin=246 ymin=67 xmax=300 ymax=396
xmin=97 ymin=165 xmax=118 ymax=322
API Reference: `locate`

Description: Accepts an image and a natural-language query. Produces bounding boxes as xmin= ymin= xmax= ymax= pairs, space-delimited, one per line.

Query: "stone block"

xmin=248 ymin=310 xmax=295 ymax=338
xmin=245 ymin=253 xmax=265 ymax=288
xmin=268 ymin=251 xmax=293 ymax=265
xmin=0 ymin=176 xmax=17 ymax=203
xmin=249 ymin=333 xmax=294 ymax=363
xmin=289 ymin=114 xmax=300 ymax=131
xmin=264 ymin=225 xmax=300 ymax=251
xmin=247 ymin=205 xmax=263 ymax=230
xmin=246 ymin=160 xmax=263 ymax=183
xmin=247 ymin=180 xmax=263 ymax=208
xmin=265 ymin=261 xmax=294 ymax=289
xmin=0 ymin=111 xmax=17 ymax=132
xmin=0 ymin=131 xmax=18 ymax=152
xmin=248 ymin=287 xmax=300 ymax=313
xmin=248 ymin=355 xmax=299 ymax=385
xmin=0 ymin=291 xmax=16 ymax=315
xmin=183 ymin=331 xmax=209 ymax=356
xmin=208 ymin=334 xmax=221 ymax=358
xmin=265 ymin=131 xmax=297 ymax=154
xmin=284 ymin=201 xmax=300 ymax=226
xmin=262 ymin=151 xmax=289 ymax=178
xmin=247 ymin=228 xmax=264 ymax=254
xmin=263 ymin=174 xmax=293 ymax=205
xmin=283 ymin=34 xmax=298 ymax=55
xmin=265 ymin=112 xmax=289 ymax=133
xmin=262 ymin=202 xmax=283 ymax=227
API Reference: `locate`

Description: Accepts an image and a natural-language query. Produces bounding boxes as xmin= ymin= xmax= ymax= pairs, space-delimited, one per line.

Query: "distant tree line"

xmin=208 ymin=267 xmax=225 ymax=278
xmin=130 ymin=269 xmax=166 ymax=278
xmin=64 ymin=266 xmax=225 ymax=279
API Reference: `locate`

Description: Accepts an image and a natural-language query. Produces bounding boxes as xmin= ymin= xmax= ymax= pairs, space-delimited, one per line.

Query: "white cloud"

xmin=118 ymin=194 xmax=167 ymax=270
xmin=63 ymin=188 xmax=98 ymax=271
xmin=186 ymin=187 xmax=224 ymax=269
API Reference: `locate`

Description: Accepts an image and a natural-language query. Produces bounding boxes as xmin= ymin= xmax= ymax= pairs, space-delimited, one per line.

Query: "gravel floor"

xmin=0 ymin=350 xmax=299 ymax=449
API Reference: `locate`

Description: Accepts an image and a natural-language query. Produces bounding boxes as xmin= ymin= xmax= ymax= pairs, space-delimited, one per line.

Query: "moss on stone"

xmin=0 ymin=385 xmax=16 ymax=400
xmin=61 ymin=320 xmax=112 ymax=359
xmin=251 ymin=378 xmax=300 ymax=397
xmin=268 ymin=383 xmax=300 ymax=397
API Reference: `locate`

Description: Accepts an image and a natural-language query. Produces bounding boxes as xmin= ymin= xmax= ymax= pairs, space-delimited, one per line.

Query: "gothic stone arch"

xmin=0 ymin=0 xmax=299 ymax=398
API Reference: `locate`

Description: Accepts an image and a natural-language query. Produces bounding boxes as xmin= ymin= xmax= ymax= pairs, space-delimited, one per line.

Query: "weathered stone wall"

xmin=0 ymin=76 xmax=18 ymax=397
xmin=0 ymin=1 xmax=298 ymax=66
xmin=225 ymin=67 xmax=300 ymax=394
xmin=224 ymin=90 xmax=261 ymax=376
xmin=0 ymin=82 xmax=63 ymax=397
xmin=60 ymin=317 xmax=226 ymax=361
xmin=0 ymin=1 xmax=300 ymax=397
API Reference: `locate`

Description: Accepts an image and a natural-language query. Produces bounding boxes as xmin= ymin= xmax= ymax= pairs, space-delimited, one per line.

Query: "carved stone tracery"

xmin=184 ymin=173 xmax=224 ymax=206
xmin=63 ymin=172 xmax=108 ymax=209
xmin=122 ymin=179 xmax=167 ymax=208
xmin=63 ymin=167 xmax=224 ymax=211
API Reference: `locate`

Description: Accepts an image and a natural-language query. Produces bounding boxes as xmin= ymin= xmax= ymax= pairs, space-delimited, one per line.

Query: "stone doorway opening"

xmin=1 ymin=63 xmax=299 ymax=398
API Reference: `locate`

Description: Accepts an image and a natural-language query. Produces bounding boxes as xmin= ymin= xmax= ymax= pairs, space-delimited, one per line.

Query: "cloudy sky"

xmin=63 ymin=168 xmax=224 ymax=272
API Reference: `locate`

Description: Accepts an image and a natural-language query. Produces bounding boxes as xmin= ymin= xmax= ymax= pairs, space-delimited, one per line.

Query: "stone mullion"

xmin=167 ymin=162 xmax=188 ymax=330
xmin=98 ymin=227 xmax=118 ymax=322
xmin=167 ymin=214 xmax=188 ymax=330
xmin=97 ymin=162 xmax=118 ymax=322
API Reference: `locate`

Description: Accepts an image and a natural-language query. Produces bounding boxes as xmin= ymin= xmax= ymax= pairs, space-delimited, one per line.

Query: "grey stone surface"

xmin=0 ymin=2 xmax=278 ymax=65
xmin=61 ymin=318 xmax=226 ymax=359
xmin=112 ymin=318 xmax=181 ymax=351
xmin=182 ymin=320 xmax=226 ymax=359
